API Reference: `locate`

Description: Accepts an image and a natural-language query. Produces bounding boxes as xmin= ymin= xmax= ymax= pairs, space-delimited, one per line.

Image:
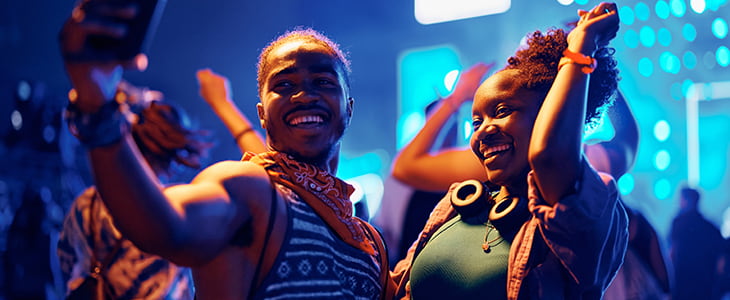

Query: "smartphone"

xmin=68 ymin=0 xmax=167 ymax=61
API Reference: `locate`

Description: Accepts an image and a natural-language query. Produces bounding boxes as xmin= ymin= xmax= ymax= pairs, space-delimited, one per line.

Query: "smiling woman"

xmin=391 ymin=3 xmax=628 ymax=300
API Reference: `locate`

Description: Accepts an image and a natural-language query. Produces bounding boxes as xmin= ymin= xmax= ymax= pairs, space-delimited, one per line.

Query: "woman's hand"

xmin=197 ymin=68 xmax=234 ymax=108
xmin=446 ymin=62 xmax=492 ymax=108
xmin=567 ymin=2 xmax=619 ymax=55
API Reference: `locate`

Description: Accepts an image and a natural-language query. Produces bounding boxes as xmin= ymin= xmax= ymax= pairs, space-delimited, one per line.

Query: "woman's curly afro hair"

xmin=503 ymin=28 xmax=620 ymax=129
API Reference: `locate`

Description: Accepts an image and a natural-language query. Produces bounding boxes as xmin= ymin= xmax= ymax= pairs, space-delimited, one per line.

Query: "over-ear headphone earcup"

xmin=489 ymin=196 xmax=530 ymax=239
xmin=450 ymin=179 xmax=492 ymax=219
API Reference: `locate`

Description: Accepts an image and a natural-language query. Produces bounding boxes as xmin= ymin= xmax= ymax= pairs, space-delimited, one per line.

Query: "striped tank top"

xmin=251 ymin=184 xmax=381 ymax=300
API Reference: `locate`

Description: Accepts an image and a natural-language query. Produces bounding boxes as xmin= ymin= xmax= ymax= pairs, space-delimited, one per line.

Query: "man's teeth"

xmin=290 ymin=115 xmax=323 ymax=125
xmin=485 ymin=144 xmax=510 ymax=157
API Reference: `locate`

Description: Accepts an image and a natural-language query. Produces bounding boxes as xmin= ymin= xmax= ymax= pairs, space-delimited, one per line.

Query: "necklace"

xmin=482 ymin=223 xmax=504 ymax=252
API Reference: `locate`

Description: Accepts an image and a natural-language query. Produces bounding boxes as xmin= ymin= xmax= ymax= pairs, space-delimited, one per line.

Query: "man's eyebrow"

xmin=271 ymin=67 xmax=297 ymax=79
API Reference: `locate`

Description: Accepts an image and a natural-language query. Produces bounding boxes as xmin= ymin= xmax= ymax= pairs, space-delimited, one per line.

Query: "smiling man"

xmin=59 ymin=2 xmax=391 ymax=297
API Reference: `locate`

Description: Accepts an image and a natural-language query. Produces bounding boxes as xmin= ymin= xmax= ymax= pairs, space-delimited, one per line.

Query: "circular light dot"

xmin=656 ymin=0 xmax=671 ymax=18
xmin=618 ymin=173 xmax=635 ymax=195
xmin=10 ymin=110 xmax=22 ymax=130
xmin=620 ymin=6 xmax=636 ymax=25
xmin=671 ymin=82 xmax=683 ymax=100
xmin=640 ymin=26 xmax=656 ymax=47
xmin=670 ymin=0 xmax=687 ymax=17
xmin=639 ymin=57 xmax=654 ymax=77
xmin=683 ymin=51 xmax=698 ymax=69
xmin=557 ymin=0 xmax=574 ymax=5
xmin=17 ymin=81 xmax=31 ymax=101
xmin=654 ymin=120 xmax=671 ymax=141
xmin=654 ymin=178 xmax=672 ymax=200
xmin=43 ymin=125 xmax=56 ymax=143
xmin=635 ymin=2 xmax=651 ymax=20
xmin=690 ymin=0 xmax=706 ymax=13
xmin=704 ymin=51 xmax=717 ymax=68
xmin=656 ymin=150 xmax=672 ymax=170
xmin=660 ymin=51 xmax=681 ymax=74
xmin=624 ymin=29 xmax=640 ymax=48
xmin=712 ymin=18 xmax=728 ymax=39
xmin=683 ymin=23 xmax=697 ymax=41
xmin=658 ymin=28 xmax=673 ymax=46
xmin=575 ymin=0 xmax=589 ymax=5
xmin=718 ymin=46 xmax=730 ymax=67
xmin=681 ymin=79 xmax=695 ymax=98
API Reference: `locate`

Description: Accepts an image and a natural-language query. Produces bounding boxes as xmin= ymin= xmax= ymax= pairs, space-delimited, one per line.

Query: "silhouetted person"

xmin=670 ymin=186 xmax=725 ymax=300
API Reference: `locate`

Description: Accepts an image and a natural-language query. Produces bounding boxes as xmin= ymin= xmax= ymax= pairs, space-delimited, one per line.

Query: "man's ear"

xmin=256 ymin=102 xmax=266 ymax=129
xmin=346 ymin=97 xmax=354 ymax=125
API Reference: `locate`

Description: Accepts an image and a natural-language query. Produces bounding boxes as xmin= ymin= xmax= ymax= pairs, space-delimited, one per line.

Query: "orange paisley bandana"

xmin=242 ymin=151 xmax=376 ymax=255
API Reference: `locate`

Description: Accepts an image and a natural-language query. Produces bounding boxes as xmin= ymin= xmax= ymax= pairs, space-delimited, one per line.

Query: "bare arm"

xmin=529 ymin=2 xmax=619 ymax=205
xmin=59 ymin=3 xmax=265 ymax=266
xmin=391 ymin=63 xmax=491 ymax=191
xmin=197 ymin=68 xmax=267 ymax=154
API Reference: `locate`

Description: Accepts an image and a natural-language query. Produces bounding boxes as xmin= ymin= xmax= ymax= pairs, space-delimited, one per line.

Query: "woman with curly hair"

xmin=390 ymin=3 xmax=628 ymax=299
xmin=57 ymin=83 xmax=211 ymax=299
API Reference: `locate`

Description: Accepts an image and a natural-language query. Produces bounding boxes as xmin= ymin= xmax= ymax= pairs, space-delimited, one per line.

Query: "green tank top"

xmin=410 ymin=214 xmax=510 ymax=299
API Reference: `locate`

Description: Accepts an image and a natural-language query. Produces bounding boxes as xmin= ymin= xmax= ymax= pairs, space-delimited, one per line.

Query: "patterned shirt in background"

xmin=57 ymin=187 xmax=195 ymax=300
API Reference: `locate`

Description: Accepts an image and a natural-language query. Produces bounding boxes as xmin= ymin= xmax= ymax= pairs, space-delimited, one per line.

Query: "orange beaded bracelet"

xmin=559 ymin=49 xmax=597 ymax=74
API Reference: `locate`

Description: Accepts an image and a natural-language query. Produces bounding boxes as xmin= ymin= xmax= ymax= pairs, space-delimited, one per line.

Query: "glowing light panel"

xmin=415 ymin=0 xmax=511 ymax=25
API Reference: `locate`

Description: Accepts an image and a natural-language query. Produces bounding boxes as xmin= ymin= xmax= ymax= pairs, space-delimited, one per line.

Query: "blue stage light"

xmin=683 ymin=51 xmax=698 ymax=69
xmin=654 ymin=178 xmax=672 ymax=200
xmin=618 ymin=173 xmax=635 ymax=195
xmin=660 ymin=51 xmax=681 ymax=74
xmin=658 ymin=28 xmax=673 ymax=46
xmin=654 ymin=120 xmax=671 ymax=141
xmin=624 ymin=29 xmax=640 ymax=48
xmin=655 ymin=149 xmax=671 ymax=171
xmin=639 ymin=57 xmax=655 ymax=77
xmin=712 ymin=18 xmax=728 ymax=39
xmin=683 ymin=23 xmax=697 ymax=41
xmin=620 ymin=5 xmax=636 ymax=25
xmin=656 ymin=0 xmax=671 ymax=19
xmin=717 ymin=46 xmax=730 ymax=67
xmin=636 ymin=2 xmax=651 ymax=20
xmin=640 ymin=26 xmax=657 ymax=47
xmin=671 ymin=0 xmax=687 ymax=17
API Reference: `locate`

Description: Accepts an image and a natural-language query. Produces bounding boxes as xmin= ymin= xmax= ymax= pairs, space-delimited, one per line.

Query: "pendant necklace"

xmin=482 ymin=223 xmax=504 ymax=252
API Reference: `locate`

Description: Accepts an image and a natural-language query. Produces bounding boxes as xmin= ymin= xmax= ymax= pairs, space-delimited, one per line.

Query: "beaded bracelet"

xmin=559 ymin=49 xmax=597 ymax=74
xmin=65 ymin=99 xmax=130 ymax=148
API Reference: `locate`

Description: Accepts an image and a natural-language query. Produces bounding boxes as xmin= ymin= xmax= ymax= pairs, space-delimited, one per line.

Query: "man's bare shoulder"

xmin=192 ymin=160 xmax=270 ymax=183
